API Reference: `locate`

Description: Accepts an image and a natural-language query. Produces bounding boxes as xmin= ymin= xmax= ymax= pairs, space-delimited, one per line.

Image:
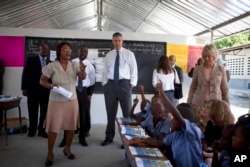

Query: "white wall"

xmin=0 ymin=27 xmax=209 ymax=124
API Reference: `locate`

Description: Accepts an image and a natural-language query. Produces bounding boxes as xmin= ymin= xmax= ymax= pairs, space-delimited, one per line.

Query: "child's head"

xmin=170 ymin=103 xmax=195 ymax=131
xmin=176 ymin=103 xmax=195 ymax=122
xmin=206 ymin=99 xmax=235 ymax=127
xmin=219 ymin=124 xmax=234 ymax=151
xmin=151 ymin=103 xmax=165 ymax=121
xmin=232 ymin=114 xmax=250 ymax=151
xmin=151 ymin=94 xmax=162 ymax=104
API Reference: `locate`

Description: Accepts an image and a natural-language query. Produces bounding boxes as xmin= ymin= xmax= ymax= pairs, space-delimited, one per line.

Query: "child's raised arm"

xmin=128 ymin=96 xmax=139 ymax=120
xmin=156 ymin=81 xmax=185 ymax=129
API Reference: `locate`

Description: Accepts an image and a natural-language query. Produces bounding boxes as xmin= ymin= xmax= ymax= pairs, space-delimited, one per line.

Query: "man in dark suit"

xmin=169 ymin=55 xmax=184 ymax=104
xmin=169 ymin=55 xmax=184 ymax=84
xmin=21 ymin=44 xmax=51 ymax=138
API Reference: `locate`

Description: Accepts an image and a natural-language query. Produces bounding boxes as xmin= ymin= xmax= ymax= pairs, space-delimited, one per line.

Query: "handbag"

xmin=173 ymin=68 xmax=183 ymax=99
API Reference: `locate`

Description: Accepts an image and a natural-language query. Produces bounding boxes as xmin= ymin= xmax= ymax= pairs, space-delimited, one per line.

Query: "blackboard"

xmin=25 ymin=37 xmax=166 ymax=94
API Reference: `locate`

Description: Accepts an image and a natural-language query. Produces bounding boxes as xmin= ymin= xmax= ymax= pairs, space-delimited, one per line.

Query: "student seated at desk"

xmin=143 ymin=102 xmax=171 ymax=140
xmin=130 ymin=81 xmax=208 ymax=167
xmin=130 ymin=85 xmax=151 ymax=123
xmin=123 ymin=86 xmax=162 ymax=127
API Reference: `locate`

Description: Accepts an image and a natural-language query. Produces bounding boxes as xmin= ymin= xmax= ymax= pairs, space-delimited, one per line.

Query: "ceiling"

xmin=0 ymin=0 xmax=250 ymax=40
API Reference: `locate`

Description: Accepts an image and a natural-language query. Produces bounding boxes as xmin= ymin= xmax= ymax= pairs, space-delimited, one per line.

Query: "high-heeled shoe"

xmin=63 ymin=148 xmax=75 ymax=160
xmin=45 ymin=154 xmax=53 ymax=167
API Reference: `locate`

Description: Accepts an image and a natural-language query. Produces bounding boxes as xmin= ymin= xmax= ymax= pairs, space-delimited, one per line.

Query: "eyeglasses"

xmin=61 ymin=49 xmax=72 ymax=53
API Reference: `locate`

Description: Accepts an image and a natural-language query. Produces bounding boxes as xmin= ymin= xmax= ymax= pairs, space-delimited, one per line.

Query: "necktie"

xmin=41 ymin=57 xmax=46 ymax=68
xmin=114 ymin=51 xmax=120 ymax=85
xmin=77 ymin=61 xmax=83 ymax=92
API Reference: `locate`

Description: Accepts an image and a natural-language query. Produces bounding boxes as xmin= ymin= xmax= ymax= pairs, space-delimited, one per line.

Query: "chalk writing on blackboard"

xmin=25 ymin=37 xmax=166 ymax=93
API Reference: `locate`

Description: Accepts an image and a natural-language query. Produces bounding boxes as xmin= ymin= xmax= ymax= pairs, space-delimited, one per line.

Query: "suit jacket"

xmin=21 ymin=55 xmax=51 ymax=97
xmin=174 ymin=65 xmax=183 ymax=83
xmin=187 ymin=63 xmax=229 ymax=106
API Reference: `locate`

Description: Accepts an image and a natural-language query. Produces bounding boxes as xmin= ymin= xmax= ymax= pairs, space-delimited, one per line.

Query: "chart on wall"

xmin=25 ymin=37 xmax=166 ymax=94
xmin=167 ymin=43 xmax=188 ymax=72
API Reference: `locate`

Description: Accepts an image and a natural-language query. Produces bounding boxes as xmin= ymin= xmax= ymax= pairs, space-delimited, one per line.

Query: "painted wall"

xmin=0 ymin=27 xmax=210 ymax=124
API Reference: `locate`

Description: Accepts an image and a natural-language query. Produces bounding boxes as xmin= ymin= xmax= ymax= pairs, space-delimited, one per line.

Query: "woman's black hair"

xmin=56 ymin=42 xmax=72 ymax=60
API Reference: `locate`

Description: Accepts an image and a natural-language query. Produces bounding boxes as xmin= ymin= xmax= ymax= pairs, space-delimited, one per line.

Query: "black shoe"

xmin=28 ymin=132 xmax=35 ymax=137
xmin=38 ymin=131 xmax=48 ymax=138
xmin=45 ymin=154 xmax=53 ymax=167
xmin=63 ymin=148 xmax=75 ymax=160
xmin=120 ymin=144 xmax=124 ymax=149
xmin=59 ymin=137 xmax=66 ymax=148
xmin=101 ymin=138 xmax=113 ymax=146
xmin=79 ymin=138 xmax=88 ymax=146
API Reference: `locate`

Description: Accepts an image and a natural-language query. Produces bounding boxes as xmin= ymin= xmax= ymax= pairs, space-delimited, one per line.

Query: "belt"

xmin=108 ymin=79 xmax=130 ymax=82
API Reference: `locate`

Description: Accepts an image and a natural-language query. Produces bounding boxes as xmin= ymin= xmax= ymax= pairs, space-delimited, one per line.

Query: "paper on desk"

xmin=129 ymin=146 xmax=163 ymax=157
xmin=52 ymin=86 xmax=73 ymax=99
xmin=120 ymin=125 xmax=146 ymax=137
xmin=135 ymin=157 xmax=173 ymax=167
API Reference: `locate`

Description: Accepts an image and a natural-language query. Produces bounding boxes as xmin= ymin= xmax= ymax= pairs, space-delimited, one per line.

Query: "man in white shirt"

xmin=101 ymin=32 xmax=138 ymax=146
xmin=59 ymin=45 xmax=95 ymax=147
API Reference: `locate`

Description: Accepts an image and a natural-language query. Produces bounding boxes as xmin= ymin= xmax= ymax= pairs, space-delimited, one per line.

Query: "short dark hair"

xmin=56 ymin=42 xmax=71 ymax=60
xmin=79 ymin=45 xmax=87 ymax=49
xmin=177 ymin=103 xmax=195 ymax=122
xmin=113 ymin=32 xmax=122 ymax=38
xmin=235 ymin=114 xmax=250 ymax=140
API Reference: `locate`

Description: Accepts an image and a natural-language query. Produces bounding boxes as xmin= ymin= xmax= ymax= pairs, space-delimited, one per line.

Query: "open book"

xmin=120 ymin=125 xmax=146 ymax=137
xmin=117 ymin=117 xmax=136 ymax=124
xmin=129 ymin=146 xmax=163 ymax=158
xmin=135 ymin=157 xmax=172 ymax=167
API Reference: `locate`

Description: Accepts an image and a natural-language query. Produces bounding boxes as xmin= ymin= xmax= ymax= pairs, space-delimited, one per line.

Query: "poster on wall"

xmin=0 ymin=36 xmax=25 ymax=67
xmin=187 ymin=46 xmax=203 ymax=72
xmin=167 ymin=43 xmax=188 ymax=72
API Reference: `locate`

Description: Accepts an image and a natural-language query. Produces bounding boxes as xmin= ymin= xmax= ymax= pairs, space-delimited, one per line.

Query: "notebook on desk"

xmin=129 ymin=146 xmax=164 ymax=158
xmin=120 ymin=125 xmax=146 ymax=137
xmin=135 ymin=157 xmax=172 ymax=167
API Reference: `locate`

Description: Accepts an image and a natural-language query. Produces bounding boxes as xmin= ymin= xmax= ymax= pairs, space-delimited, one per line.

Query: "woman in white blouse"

xmin=152 ymin=55 xmax=179 ymax=108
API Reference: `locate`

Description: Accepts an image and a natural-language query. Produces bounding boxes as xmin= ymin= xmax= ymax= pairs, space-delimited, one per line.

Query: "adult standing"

xmin=101 ymin=32 xmax=138 ymax=146
xmin=40 ymin=42 xmax=86 ymax=166
xmin=152 ymin=55 xmax=177 ymax=107
xmin=187 ymin=44 xmax=229 ymax=128
xmin=169 ymin=55 xmax=184 ymax=84
xmin=21 ymin=44 xmax=51 ymax=138
xmin=169 ymin=55 xmax=184 ymax=105
xmin=59 ymin=45 xmax=95 ymax=147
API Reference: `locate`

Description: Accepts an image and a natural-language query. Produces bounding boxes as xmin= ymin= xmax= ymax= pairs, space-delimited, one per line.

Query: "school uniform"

xmin=163 ymin=119 xmax=207 ymax=167
xmin=144 ymin=117 xmax=171 ymax=138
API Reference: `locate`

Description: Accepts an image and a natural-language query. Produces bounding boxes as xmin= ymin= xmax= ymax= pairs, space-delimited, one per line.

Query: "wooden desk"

xmin=0 ymin=96 xmax=22 ymax=145
xmin=116 ymin=118 xmax=168 ymax=167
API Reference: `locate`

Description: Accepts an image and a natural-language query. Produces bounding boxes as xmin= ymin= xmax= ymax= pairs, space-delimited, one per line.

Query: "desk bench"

xmin=0 ymin=96 xmax=22 ymax=145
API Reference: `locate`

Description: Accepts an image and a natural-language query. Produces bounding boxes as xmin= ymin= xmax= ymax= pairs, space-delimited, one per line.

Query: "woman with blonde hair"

xmin=203 ymin=99 xmax=235 ymax=166
xmin=187 ymin=44 xmax=229 ymax=128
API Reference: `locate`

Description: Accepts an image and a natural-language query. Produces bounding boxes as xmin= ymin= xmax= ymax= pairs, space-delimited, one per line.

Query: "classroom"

xmin=0 ymin=1 xmax=250 ymax=167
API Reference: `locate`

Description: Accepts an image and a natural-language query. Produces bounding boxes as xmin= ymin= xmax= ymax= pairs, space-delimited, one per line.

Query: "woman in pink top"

xmin=187 ymin=44 xmax=229 ymax=130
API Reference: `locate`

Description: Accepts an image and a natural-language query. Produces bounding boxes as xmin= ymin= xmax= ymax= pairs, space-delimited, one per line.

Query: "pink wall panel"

xmin=187 ymin=46 xmax=203 ymax=72
xmin=0 ymin=36 xmax=25 ymax=67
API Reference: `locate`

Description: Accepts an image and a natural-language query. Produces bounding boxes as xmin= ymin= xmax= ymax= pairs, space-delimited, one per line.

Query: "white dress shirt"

xmin=72 ymin=58 xmax=95 ymax=87
xmin=102 ymin=47 xmax=138 ymax=87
